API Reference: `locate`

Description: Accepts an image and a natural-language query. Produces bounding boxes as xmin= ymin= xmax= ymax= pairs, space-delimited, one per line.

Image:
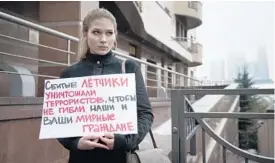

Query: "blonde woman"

xmin=57 ymin=8 xmax=153 ymax=163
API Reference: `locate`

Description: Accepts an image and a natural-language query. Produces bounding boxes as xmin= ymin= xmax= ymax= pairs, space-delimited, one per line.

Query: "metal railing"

xmin=0 ymin=11 xmax=203 ymax=98
xmin=171 ymin=36 xmax=193 ymax=52
xmin=201 ymin=80 xmax=234 ymax=86
xmin=171 ymin=88 xmax=274 ymax=163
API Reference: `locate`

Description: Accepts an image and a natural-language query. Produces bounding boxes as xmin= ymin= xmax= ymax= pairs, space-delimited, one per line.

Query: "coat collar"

xmin=84 ymin=50 xmax=113 ymax=64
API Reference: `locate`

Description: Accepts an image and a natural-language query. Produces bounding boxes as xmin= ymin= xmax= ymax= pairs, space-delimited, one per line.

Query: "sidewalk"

xmin=138 ymin=105 xmax=172 ymax=154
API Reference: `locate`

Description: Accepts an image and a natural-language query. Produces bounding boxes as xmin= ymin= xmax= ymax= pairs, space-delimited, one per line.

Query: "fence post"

xmin=171 ymin=89 xmax=180 ymax=163
xmin=171 ymin=89 xmax=187 ymax=163
xmin=179 ymin=94 xmax=187 ymax=163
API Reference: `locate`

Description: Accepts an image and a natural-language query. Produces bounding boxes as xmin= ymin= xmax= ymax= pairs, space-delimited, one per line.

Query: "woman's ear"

xmin=113 ymin=40 xmax=117 ymax=50
xmin=83 ymin=32 xmax=88 ymax=39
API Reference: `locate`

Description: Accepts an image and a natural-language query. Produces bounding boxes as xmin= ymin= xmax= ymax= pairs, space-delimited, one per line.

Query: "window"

xmin=191 ymin=71 xmax=194 ymax=77
xmin=175 ymin=20 xmax=187 ymax=41
xmin=129 ymin=44 xmax=137 ymax=57
xmin=161 ymin=58 xmax=165 ymax=86
xmin=184 ymin=30 xmax=187 ymax=41
xmin=176 ymin=21 xmax=180 ymax=40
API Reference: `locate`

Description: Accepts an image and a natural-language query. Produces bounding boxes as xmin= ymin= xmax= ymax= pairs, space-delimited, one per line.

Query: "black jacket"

xmin=57 ymin=51 xmax=154 ymax=163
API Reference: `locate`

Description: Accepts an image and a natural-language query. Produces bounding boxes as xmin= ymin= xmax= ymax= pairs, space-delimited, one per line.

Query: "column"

xmin=184 ymin=66 xmax=188 ymax=86
xmin=164 ymin=64 xmax=168 ymax=88
xmin=172 ymin=62 xmax=176 ymax=88
xmin=156 ymin=61 xmax=162 ymax=98
xmin=156 ymin=61 xmax=162 ymax=87
xmin=180 ymin=64 xmax=185 ymax=86
xmin=140 ymin=56 xmax=147 ymax=84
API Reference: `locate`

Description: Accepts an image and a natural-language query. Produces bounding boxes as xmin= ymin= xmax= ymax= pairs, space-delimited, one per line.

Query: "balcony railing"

xmin=171 ymin=36 xmax=202 ymax=66
xmin=171 ymin=36 xmax=195 ymax=52
xmin=171 ymin=88 xmax=274 ymax=163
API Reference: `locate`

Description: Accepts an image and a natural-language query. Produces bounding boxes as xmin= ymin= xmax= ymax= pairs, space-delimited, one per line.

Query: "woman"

xmin=57 ymin=8 xmax=154 ymax=163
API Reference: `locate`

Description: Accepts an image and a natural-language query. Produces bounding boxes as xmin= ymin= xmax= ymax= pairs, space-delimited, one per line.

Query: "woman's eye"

xmin=107 ymin=32 xmax=113 ymax=35
xmin=92 ymin=31 xmax=100 ymax=34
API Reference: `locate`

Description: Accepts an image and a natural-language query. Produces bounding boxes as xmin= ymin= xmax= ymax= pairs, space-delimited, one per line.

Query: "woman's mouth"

xmin=98 ymin=46 xmax=108 ymax=50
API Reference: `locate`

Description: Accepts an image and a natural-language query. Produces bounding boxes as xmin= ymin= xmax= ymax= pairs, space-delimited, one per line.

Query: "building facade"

xmin=0 ymin=1 xmax=203 ymax=98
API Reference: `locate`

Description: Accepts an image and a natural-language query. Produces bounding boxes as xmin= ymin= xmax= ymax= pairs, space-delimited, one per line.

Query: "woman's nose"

xmin=100 ymin=35 xmax=107 ymax=43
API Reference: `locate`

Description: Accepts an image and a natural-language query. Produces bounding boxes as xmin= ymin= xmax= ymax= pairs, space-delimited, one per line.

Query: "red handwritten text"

xmin=45 ymin=97 xmax=104 ymax=107
xmin=45 ymin=90 xmax=96 ymax=100
xmin=75 ymin=113 xmax=115 ymax=123
xmin=59 ymin=106 xmax=85 ymax=114
xmin=82 ymin=122 xmax=134 ymax=133
xmin=81 ymin=77 xmax=128 ymax=88
xmin=43 ymin=108 xmax=54 ymax=116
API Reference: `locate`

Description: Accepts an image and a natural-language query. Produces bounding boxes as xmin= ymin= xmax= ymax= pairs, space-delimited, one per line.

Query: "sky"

xmin=196 ymin=1 xmax=274 ymax=81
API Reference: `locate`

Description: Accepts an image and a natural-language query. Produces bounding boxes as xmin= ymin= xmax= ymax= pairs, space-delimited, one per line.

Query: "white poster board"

xmin=39 ymin=73 xmax=137 ymax=139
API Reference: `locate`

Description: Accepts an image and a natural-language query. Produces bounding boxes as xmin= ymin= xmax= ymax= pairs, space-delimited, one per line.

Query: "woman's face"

xmin=85 ymin=18 xmax=116 ymax=55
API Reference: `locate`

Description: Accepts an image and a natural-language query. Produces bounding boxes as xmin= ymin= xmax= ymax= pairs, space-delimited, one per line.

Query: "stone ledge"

xmin=0 ymin=97 xmax=43 ymax=105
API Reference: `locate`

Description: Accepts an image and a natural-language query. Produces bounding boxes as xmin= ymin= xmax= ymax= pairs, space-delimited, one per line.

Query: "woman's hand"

xmin=100 ymin=133 xmax=115 ymax=150
xmin=77 ymin=135 xmax=109 ymax=150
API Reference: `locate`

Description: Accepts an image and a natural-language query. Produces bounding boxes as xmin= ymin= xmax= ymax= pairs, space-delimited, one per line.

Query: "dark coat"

xmin=57 ymin=51 xmax=154 ymax=163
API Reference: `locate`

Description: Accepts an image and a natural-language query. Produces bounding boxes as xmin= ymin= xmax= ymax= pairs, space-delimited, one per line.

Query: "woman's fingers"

xmin=100 ymin=135 xmax=115 ymax=150
xmin=77 ymin=134 xmax=115 ymax=150
xmin=86 ymin=140 xmax=109 ymax=150
xmin=91 ymin=138 xmax=99 ymax=142
xmin=100 ymin=136 xmax=110 ymax=143
xmin=83 ymin=135 xmax=100 ymax=140
xmin=78 ymin=135 xmax=109 ymax=150
xmin=104 ymin=132 xmax=114 ymax=139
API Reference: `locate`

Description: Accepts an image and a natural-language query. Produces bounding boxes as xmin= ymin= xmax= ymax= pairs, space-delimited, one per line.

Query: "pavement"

xmin=139 ymin=105 xmax=172 ymax=155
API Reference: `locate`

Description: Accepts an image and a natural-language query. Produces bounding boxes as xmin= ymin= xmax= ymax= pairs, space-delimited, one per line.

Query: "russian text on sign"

xmin=39 ymin=73 xmax=137 ymax=139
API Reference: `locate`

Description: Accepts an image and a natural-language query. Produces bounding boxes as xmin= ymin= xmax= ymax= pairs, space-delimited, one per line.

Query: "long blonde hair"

xmin=77 ymin=8 xmax=118 ymax=61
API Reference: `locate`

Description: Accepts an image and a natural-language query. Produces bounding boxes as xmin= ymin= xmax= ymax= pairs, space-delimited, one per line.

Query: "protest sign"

xmin=39 ymin=73 xmax=137 ymax=139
